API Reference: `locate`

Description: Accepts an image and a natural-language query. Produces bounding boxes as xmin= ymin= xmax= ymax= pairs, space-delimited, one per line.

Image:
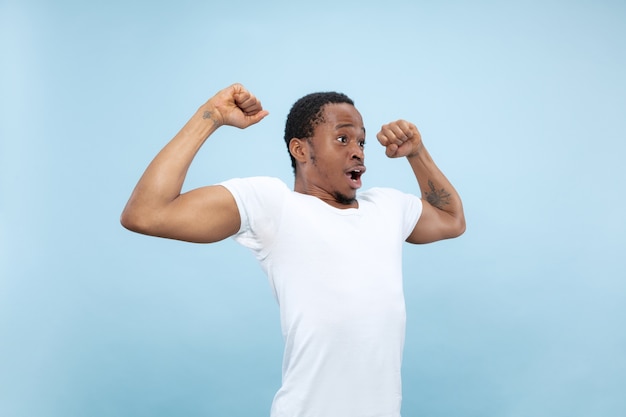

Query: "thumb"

xmin=244 ymin=109 xmax=270 ymax=127
xmin=386 ymin=143 xmax=398 ymax=158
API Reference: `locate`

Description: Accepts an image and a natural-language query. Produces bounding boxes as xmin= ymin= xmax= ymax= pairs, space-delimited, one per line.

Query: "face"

xmin=295 ymin=102 xmax=366 ymax=208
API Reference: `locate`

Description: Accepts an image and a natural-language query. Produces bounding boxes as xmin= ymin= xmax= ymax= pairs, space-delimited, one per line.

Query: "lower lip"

xmin=346 ymin=174 xmax=362 ymax=189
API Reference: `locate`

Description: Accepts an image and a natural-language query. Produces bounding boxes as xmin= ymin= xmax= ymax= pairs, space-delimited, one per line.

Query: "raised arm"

xmin=377 ymin=120 xmax=465 ymax=244
xmin=120 ymin=83 xmax=269 ymax=243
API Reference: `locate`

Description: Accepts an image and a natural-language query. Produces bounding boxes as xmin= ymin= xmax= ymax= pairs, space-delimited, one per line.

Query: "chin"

xmin=334 ymin=191 xmax=357 ymax=206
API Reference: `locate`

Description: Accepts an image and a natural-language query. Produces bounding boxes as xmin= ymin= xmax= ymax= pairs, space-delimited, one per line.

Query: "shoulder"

xmin=360 ymin=187 xmax=423 ymax=219
xmin=219 ymin=176 xmax=290 ymax=216
xmin=360 ymin=187 xmax=419 ymax=203
xmin=219 ymin=177 xmax=290 ymax=250
xmin=220 ymin=176 xmax=290 ymax=198
xmin=220 ymin=176 xmax=289 ymax=190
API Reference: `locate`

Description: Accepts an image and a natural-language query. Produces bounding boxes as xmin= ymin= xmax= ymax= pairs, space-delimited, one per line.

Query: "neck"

xmin=293 ymin=175 xmax=358 ymax=209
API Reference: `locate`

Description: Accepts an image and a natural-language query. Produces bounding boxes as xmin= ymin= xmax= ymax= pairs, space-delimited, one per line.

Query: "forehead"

xmin=319 ymin=103 xmax=364 ymax=131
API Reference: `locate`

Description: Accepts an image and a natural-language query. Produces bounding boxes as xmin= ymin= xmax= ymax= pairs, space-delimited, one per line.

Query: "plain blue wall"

xmin=1 ymin=1 xmax=625 ymax=416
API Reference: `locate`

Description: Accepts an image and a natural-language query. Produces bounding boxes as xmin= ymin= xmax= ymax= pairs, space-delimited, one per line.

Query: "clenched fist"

xmin=204 ymin=83 xmax=269 ymax=129
xmin=376 ymin=120 xmax=422 ymax=158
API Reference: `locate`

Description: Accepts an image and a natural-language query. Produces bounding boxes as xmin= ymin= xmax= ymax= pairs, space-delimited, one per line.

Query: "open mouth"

xmin=345 ymin=166 xmax=365 ymax=186
xmin=349 ymin=170 xmax=362 ymax=181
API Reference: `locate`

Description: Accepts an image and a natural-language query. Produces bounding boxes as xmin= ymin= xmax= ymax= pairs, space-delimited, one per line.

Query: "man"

xmin=121 ymin=83 xmax=465 ymax=417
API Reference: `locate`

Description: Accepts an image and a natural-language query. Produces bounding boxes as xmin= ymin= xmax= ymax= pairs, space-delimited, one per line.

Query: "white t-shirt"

xmin=220 ymin=176 xmax=423 ymax=417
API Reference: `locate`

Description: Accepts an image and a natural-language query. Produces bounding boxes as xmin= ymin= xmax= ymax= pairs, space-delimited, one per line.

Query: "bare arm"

xmin=120 ymin=83 xmax=269 ymax=243
xmin=377 ymin=120 xmax=465 ymax=244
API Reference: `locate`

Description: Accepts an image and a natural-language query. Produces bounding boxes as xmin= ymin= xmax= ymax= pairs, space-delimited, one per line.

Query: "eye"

xmin=336 ymin=135 xmax=348 ymax=144
xmin=358 ymin=139 xmax=366 ymax=148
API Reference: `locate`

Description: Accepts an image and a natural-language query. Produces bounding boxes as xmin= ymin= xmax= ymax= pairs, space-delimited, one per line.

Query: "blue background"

xmin=1 ymin=0 xmax=625 ymax=416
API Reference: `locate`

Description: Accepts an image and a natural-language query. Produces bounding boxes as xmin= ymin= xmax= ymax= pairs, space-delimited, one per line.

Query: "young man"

xmin=121 ymin=83 xmax=465 ymax=417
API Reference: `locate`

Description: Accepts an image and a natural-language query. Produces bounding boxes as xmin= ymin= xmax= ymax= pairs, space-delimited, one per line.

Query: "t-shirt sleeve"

xmin=399 ymin=191 xmax=423 ymax=240
xmin=368 ymin=187 xmax=423 ymax=241
xmin=219 ymin=176 xmax=288 ymax=259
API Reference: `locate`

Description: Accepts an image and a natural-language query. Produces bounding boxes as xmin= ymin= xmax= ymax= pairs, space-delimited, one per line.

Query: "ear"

xmin=289 ymin=138 xmax=308 ymax=164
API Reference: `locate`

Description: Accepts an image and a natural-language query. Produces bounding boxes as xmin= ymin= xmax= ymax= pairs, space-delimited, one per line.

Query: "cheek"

xmin=308 ymin=146 xmax=317 ymax=165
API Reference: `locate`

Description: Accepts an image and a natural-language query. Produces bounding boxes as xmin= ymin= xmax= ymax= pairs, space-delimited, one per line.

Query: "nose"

xmin=350 ymin=142 xmax=364 ymax=161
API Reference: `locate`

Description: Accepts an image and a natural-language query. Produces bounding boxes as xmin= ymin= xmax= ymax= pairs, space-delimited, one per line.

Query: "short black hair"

xmin=284 ymin=91 xmax=355 ymax=173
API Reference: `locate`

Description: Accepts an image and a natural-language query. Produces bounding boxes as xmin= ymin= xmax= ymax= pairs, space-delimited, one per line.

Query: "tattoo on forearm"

xmin=202 ymin=110 xmax=220 ymax=125
xmin=425 ymin=180 xmax=451 ymax=209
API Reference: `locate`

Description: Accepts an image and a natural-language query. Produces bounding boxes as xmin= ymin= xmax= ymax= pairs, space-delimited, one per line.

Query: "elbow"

xmin=440 ymin=211 xmax=465 ymax=240
xmin=446 ymin=199 xmax=466 ymax=238
xmin=450 ymin=212 xmax=466 ymax=238
xmin=454 ymin=217 xmax=466 ymax=238
xmin=120 ymin=208 xmax=139 ymax=232
xmin=120 ymin=205 xmax=151 ymax=235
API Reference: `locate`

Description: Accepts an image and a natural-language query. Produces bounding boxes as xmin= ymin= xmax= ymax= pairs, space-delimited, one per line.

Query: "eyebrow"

xmin=335 ymin=123 xmax=366 ymax=134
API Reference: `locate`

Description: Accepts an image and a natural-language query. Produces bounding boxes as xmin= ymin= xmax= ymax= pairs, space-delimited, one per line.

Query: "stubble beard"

xmin=333 ymin=191 xmax=356 ymax=206
xmin=310 ymin=145 xmax=357 ymax=206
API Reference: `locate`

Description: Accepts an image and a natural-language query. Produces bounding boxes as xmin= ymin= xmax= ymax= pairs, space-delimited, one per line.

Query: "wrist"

xmin=406 ymin=141 xmax=425 ymax=158
xmin=180 ymin=104 xmax=221 ymax=141
xmin=198 ymin=102 xmax=223 ymax=128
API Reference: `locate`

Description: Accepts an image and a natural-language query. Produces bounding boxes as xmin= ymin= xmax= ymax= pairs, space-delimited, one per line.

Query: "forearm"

xmin=121 ymin=103 xmax=220 ymax=225
xmin=407 ymin=143 xmax=465 ymax=230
